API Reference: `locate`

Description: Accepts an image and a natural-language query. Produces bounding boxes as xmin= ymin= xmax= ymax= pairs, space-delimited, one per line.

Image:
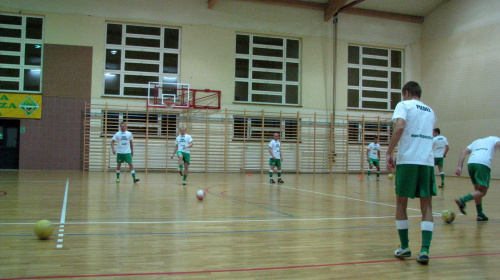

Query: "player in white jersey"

xmin=111 ymin=122 xmax=139 ymax=183
xmin=170 ymin=125 xmax=193 ymax=185
xmin=268 ymin=133 xmax=284 ymax=184
xmin=432 ymin=128 xmax=449 ymax=188
xmin=366 ymin=136 xmax=381 ymax=181
xmin=386 ymin=81 xmax=437 ymax=264
xmin=455 ymin=136 xmax=500 ymax=221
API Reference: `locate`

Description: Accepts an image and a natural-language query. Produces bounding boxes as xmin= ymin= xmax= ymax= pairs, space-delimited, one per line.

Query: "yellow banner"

xmin=0 ymin=93 xmax=42 ymax=119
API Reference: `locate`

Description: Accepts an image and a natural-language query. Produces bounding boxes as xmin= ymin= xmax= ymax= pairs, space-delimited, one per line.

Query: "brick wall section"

xmin=19 ymin=44 xmax=92 ymax=170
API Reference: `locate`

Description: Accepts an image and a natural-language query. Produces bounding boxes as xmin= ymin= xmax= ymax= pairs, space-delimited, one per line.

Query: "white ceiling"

xmin=228 ymin=0 xmax=449 ymax=22
xmin=343 ymin=0 xmax=448 ymax=17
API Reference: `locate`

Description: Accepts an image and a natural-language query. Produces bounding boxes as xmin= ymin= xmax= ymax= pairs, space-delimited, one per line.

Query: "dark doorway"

xmin=0 ymin=119 xmax=20 ymax=169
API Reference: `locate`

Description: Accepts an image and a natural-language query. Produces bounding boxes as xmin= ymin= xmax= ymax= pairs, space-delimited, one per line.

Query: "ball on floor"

xmin=442 ymin=209 xmax=456 ymax=223
xmin=34 ymin=219 xmax=54 ymax=240
xmin=196 ymin=190 xmax=205 ymax=201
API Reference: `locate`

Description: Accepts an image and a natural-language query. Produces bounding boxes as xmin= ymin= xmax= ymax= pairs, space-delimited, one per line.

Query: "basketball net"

xmin=165 ymin=101 xmax=175 ymax=111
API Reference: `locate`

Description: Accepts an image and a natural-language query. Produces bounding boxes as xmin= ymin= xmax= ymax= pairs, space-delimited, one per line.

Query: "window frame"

xmin=102 ymin=111 xmax=178 ymax=139
xmin=347 ymin=44 xmax=403 ymax=111
xmin=347 ymin=121 xmax=393 ymax=145
xmin=234 ymin=33 xmax=301 ymax=106
xmin=233 ymin=116 xmax=298 ymax=141
xmin=0 ymin=13 xmax=44 ymax=93
xmin=103 ymin=22 xmax=181 ymax=98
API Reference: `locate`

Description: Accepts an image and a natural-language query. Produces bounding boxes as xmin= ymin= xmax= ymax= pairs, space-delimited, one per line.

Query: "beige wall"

xmin=422 ymin=0 xmax=500 ymax=178
xmin=1 ymin=0 xmax=420 ymax=115
xmin=4 ymin=0 xmax=500 ymax=176
xmin=335 ymin=13 xmax=422 ymax=119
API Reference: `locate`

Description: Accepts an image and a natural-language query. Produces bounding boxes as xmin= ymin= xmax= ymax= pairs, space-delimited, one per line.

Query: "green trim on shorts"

xmin=434 ymin=157 xmax=444 ymax=167
xmin=176 ymin=151 xmax=191 ymax=165
xmin=369 ymin=158 xmax=380 ymax=167
xmin=269 ymin=158 xmax=281 ymax=167
xmin=116 ymin=153 xmax=132 ymax=163
xmin=395 ymin=164 xmax=436 ymax=199
xmin=467 ymin=163 xmax=490 ymax=188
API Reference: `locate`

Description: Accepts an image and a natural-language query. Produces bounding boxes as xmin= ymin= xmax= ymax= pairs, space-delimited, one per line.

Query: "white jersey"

xmin=392 ymin=99 xmax=436 ymax=166
xmin=432 ymin=135 xmax=449 ymax=158
xmin=367 ymin=142 xmax=380 ymax=159
xmin=112 ymin=130 xmax=133 ymax=154
xmin=466 ymin=136 xmax=500 ymax=168
xmin=269 ymin=139 xmax=281 ymax=159
xmin=175 ymin=134 xmax=193 ymax=153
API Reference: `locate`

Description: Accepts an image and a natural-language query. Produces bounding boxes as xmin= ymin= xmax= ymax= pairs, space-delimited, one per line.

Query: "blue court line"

xmin=0 ymin=214 xmax=292 ymax=223
xmin=2 ymin=221 xmax=495 ymax=238
xmin=221 ymin=193 xmax=294 ymax=217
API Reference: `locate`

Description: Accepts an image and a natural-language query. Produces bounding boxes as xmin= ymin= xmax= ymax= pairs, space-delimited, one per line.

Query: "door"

xmin=0 ymin=119 xmax=20 ymax=169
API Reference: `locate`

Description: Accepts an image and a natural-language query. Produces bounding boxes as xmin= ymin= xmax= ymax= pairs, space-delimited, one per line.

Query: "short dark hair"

xmin=434 ymin=128 xmax=440 ymax=134
xmin=402 ymin=81 xmax=422 ymax=98
xmin=374 ymin=135 xmax=379 ymax=139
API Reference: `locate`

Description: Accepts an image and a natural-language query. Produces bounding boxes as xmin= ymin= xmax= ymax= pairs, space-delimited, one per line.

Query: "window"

xmin=104 ymin=23 xmax=180 ymax=98
xmin=347 ymin=45 xmax=402 ymax=110
xmin=235 ymin=34 xmax=300 ymax=106
xmin=102 ymin=112 xmax=177 ymax=138
xmin=348 ymin=121 xmax=392 ymax=144
xmin=0 ymin=13 xmax=43 ymax=93
xmin=233 ymin=116 xmax=298 ymax=140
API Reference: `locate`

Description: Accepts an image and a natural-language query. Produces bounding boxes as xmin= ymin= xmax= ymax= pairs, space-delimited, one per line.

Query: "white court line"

xmin=276 ymin=184 xmax=432 ymax=214
xmin=57 ymin=178 xmax=69 ymax=249
xmin=0 ymin=212 xmax=462 ymax=227
xmin=60 ymin=179 xmax=69 ymax=224
xmin=33 ymin=215 xmax=427 ymax=225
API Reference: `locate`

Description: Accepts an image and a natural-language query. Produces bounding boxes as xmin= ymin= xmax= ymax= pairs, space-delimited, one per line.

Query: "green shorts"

xmin=116 ymin=153 xmax=132 ymax=163
xmin=468 ymin=163 xmax=490 ymax=188
xmin=176 ymin=151 xmax=190 ymax=165
xmin=369 ymin=158 xmax=380 ymax=167
xmin=395 ymin=164 xmax=437 ymax=199
xmin=434 ymin=158 xmax=444 ymax=167
xmin=269 ymin=158 xmax=282 ymax=167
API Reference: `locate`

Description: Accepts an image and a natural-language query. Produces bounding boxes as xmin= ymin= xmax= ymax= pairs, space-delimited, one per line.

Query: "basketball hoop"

xmin=165 ymin=101 xmax=175 ymax=110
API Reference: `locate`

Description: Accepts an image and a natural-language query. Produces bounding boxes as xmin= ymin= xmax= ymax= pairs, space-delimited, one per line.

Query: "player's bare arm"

xmin=455 ymin=148 xmax=471 ymax=176
xmin=269 ymin=147 xmax=275 ymax=159
xmin=111 ymin=139 xmax=116 ymax=155
xmin=386 ymin=118 xmax=406 ymax=173
xmin=171 ymin=142 xmax=178 ymax=159
xmin=183 ymin=141 xmax=193 ymax=149
xmin=130 ymin=140 xmax=134 ymax=157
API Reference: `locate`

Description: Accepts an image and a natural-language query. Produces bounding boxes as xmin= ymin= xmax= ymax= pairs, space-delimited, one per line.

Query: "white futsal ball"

xmin=196 ymin=190 xmax=205 ymax=201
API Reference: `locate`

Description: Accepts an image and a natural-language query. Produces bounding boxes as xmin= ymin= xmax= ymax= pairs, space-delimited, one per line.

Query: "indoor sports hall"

xmin=2 ymin=0 xmax=500 ymax=279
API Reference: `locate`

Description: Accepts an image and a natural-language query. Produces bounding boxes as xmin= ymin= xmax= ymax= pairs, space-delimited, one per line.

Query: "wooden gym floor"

xmin=1 ymin=170 xmax=500 ymax=279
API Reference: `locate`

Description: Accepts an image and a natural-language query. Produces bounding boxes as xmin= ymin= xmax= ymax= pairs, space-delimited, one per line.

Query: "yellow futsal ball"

xmin=442 ymin=210 xmax=456 ymax=223
xmin=387 ymin=173 xmax=394 ymax=180
xmin=34 ymin=220 xmax=54 ymax=240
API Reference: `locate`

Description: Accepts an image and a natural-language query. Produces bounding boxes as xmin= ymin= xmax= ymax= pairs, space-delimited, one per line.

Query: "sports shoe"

xmin=182 ymin=181 xmax=186 ymax=185
xmin=133 ymin=178 xmax=140 ymax=183
xmin=368 ymin=177 xmax=372 ymax=181
xmin=394 ymin=246 xmax=411 ymax=259
xmin=178 ymin=170 xmax=183 ymax=176
xmin=416 ymin=252 xmax=429 ymax=264
xmin=278 ymin=179 xmax=284 ymax=183
xmin=477 ymin=215 xmax=489 ymax=221
xmin=270 ymin=179 xmax=276 ymax=184
xmin=116 ymin=178 xmax=120 ymax=183
xmin=376 ymin=177 xmax=380 ymax=181
xmin=455 ymin=198 xmax=467 ymax=215
xmin=439 ymin=183 xmax=445 ymax=188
